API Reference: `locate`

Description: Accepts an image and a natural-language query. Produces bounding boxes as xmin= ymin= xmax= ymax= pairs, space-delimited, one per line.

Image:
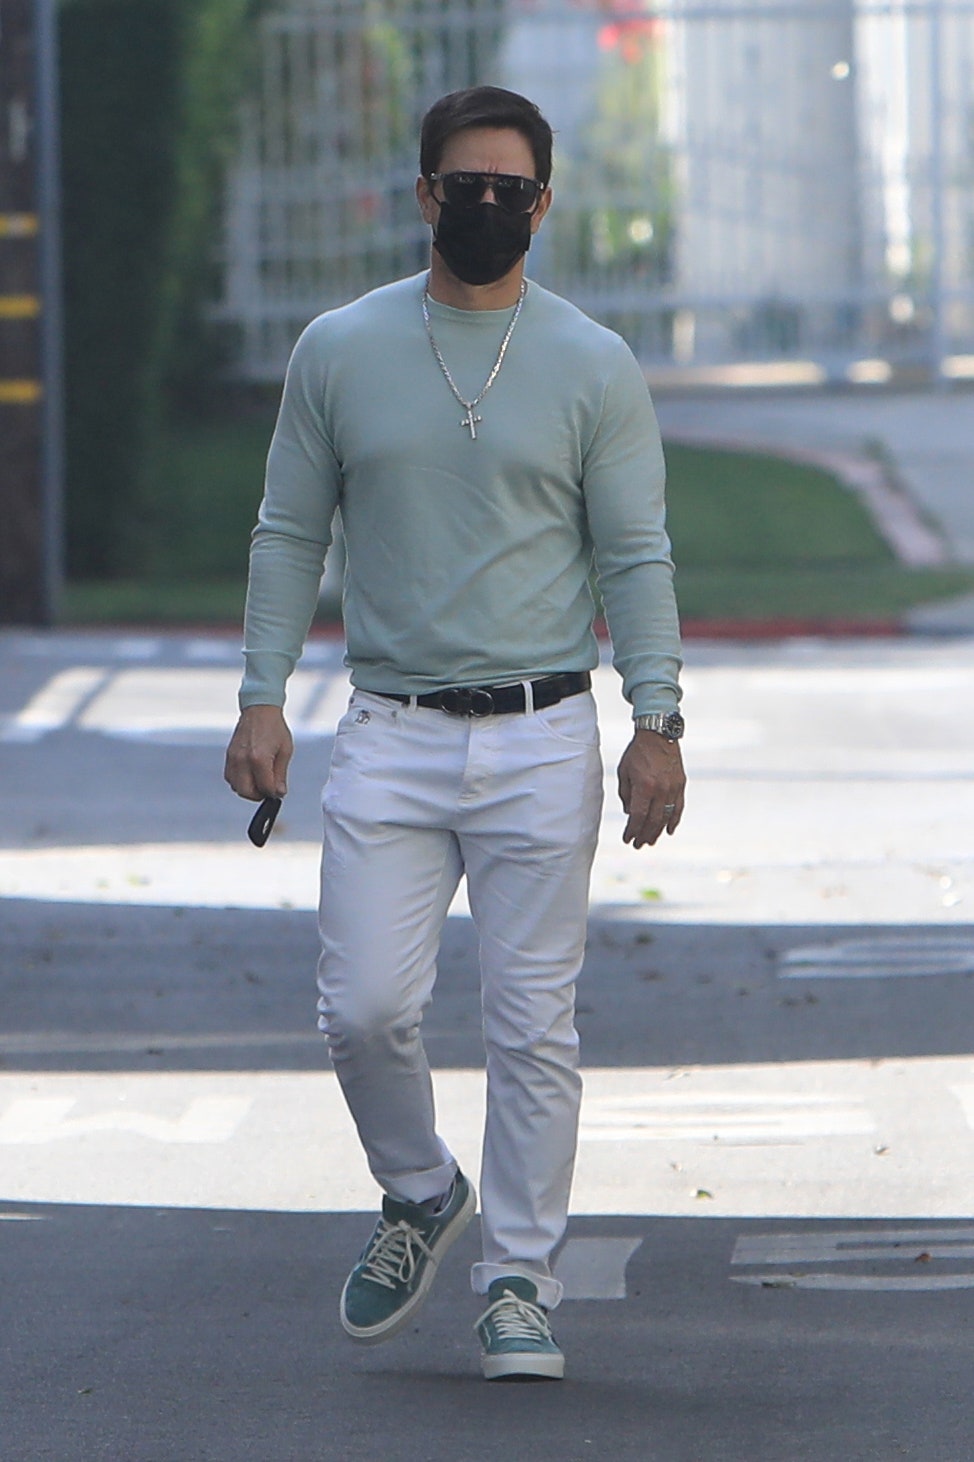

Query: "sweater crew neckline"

xmin=422 ymin=275 xmax=531 ymax=325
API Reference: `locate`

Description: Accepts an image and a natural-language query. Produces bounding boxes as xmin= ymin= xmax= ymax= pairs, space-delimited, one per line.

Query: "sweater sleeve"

xmin=239 ymin=321 xmax=342 ymax=709
xmin=582 ymin=339 xmax=683 ymax=717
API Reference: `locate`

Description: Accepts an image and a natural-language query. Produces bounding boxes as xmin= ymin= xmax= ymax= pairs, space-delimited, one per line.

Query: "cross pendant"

xmin=459 ymin=407 xmax=483 ymax=440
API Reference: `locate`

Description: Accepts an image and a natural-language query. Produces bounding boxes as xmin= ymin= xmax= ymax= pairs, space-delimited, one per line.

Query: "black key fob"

xmin=247 ymin=796 xmax=282 ymax=847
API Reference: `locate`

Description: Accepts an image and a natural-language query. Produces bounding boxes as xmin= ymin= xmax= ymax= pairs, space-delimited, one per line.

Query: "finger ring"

xmin=663 ymin=803 xmax=677 ymax=812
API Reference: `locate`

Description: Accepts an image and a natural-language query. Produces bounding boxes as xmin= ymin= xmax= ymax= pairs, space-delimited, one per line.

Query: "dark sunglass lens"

xmin=494 ymin=177 xmax=539 ymax=213
xmin=439 ymin=173 xmax=540 ymax=211
xmin=443 ymin=173 xmax=486 ymax=207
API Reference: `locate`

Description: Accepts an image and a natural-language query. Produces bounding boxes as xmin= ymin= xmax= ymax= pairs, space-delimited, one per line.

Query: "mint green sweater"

xmin=240 ymin=273 xmax=682 ymax=717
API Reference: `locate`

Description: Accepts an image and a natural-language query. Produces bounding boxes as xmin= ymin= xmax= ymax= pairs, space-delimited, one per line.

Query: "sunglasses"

xmin=428 ymin=171 xmax=544 ymax=215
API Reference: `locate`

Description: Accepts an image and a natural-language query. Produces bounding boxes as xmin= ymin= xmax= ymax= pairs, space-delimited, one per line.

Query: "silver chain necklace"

xmin=422 ymin=278 xmax=527 ymax=440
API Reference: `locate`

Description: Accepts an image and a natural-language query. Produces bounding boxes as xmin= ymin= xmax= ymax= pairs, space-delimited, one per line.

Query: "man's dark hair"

xmin=420 ymin=86 xmax=553 ymax=186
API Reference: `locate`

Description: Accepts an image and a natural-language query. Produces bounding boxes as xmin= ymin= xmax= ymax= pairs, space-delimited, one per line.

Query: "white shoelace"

xmin=360 ymin=1218 xmax=434 ymax=1290
xmin=479 ymin=1289 xmax=553 ymax=1343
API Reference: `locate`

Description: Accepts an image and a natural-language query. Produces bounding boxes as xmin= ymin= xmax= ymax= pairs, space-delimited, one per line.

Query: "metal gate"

xmin=212 ymin=1 xmax=974 ymax=385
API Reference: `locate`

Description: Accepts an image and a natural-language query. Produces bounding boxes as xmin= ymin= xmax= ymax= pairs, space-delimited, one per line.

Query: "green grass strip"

xmin=61 ymin=418 xmax=974 ymax=627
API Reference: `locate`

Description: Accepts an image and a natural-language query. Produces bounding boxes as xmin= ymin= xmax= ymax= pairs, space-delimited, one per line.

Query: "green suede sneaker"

xmin=475 ymin=1275 xmax=565 ymax=1381
xmin=340 ymin=1171 xmax=476 ymax=1345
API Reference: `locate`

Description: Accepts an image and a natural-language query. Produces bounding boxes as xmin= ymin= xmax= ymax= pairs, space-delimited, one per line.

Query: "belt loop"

xmin=408 ymin=695 xmax=418 ymax=710
xmin=521 ymin=678 xmax=535 ymax=715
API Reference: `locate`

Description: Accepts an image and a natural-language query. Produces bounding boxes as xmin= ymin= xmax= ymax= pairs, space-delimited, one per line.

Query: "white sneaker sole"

xmin=340 ymin=1180 xmax=477 ymax=1345
xmin=482 ymin=1350 xmax=565 ymax=1381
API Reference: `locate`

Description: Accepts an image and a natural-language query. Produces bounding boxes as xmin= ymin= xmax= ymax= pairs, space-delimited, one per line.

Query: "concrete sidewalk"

xmin=654 ymin=387 xmax=974 ymax=633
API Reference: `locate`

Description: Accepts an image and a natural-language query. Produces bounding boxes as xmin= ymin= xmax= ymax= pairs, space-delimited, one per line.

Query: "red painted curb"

xmin=56 ymin=615 xmax=905 ymax=643
xmin=678 ymin=617 xmax=903 ymax=640
xmin=592 ymin=615 xmax=902 ymax=641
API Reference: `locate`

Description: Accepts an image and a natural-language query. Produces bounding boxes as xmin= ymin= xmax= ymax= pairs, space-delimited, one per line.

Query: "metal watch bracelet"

xmin=633 ymin=710 xmax=685 ymax=741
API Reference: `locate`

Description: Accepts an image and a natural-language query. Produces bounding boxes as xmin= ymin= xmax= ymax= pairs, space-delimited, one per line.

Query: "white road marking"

xmin=1 ymin=667 xmax=109 ymax=742
xmin=732 ymin=1273 xmax=974 ymax=1292
xmin=3 ymin=665 xmax=353 ymax=744
xmin=184 ymin=639 xmax=242 ymax=663
xmin=709 ymin=668 xmax=972 ymax=695
xmin=292 ymin=671 xmax=353 ymax=735
xmin=779 ymin=936 xmax=974 ymax=979
xmin=0 ymin=841 xmax=322 ymax=908
xmin=2 ymin=1057 xmax=971 ymax=1215
xmin=78 ymin=668 xmax=242 ymax=737
xmin=554 ymin=1237 xmax=643 ymax=1299
xmin=731 ymin=1228 xmax=974 ymax=1292
xmin=580 ymin=1093 xmax=873 ymax=1145
xmin=732 ymin=1229 xmax=974 ymax=1265
xmin=948 ymin=1084 xmax=974 ymax=1130
xmin=113 ymin=637 xmax=162 ymax=660
xmin=0 ymin=1095 xmax=251 ymax=1145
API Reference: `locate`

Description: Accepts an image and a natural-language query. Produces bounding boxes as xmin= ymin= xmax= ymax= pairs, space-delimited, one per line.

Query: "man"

xmin=225 ymin=85 xmax=685 ymax=1382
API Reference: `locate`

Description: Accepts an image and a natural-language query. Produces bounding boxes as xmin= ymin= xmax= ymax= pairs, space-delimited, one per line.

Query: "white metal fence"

xmin=213 ymin=1 xmax=974 ymax=384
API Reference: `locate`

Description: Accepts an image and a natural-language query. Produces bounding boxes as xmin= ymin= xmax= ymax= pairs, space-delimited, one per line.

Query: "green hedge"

xmin=59 ymin=0 xmax=260 ymax=577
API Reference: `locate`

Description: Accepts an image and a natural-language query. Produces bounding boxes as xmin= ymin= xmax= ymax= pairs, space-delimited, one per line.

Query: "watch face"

xmin=663 ymin=710 xmax=685 ymax=740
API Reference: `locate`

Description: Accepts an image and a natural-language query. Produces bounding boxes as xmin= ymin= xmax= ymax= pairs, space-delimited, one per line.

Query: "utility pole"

xmin=926 ymin=0 xmax=947 ymax=388
xmin=0 ymin=0 xmax=63 ymax=624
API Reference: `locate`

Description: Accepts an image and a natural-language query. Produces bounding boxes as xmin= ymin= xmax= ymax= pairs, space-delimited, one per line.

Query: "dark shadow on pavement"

xmin=2 ymin=898 xmax=973 ymax=1072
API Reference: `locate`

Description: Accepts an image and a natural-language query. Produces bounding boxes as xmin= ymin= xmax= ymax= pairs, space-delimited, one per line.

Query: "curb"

xmin=591 ymin=614 xmax=904 ymax=643
xmin=44 ymin=615 xmax=913 ymax=644
xmin=678 ymin=617 xmax=903 ymax=640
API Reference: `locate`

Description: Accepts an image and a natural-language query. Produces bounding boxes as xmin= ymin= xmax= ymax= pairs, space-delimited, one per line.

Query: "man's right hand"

xmin=224 ymin=704 xmax=293 ymax=802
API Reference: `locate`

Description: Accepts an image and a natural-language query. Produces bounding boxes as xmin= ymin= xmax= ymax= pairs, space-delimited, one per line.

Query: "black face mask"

xmin=433 ymin=201 xmax=532 ymax=286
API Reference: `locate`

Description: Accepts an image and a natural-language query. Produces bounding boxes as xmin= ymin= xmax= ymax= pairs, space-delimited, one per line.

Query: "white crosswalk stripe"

xmin=2 ymin=1058 xmax=973 ymax=1216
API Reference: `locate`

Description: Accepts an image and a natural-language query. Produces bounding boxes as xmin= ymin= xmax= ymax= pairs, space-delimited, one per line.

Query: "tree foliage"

xmin=59 ymin=0 xmax=261 ymax=576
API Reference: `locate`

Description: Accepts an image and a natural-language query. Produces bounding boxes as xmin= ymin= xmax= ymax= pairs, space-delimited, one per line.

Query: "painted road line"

xmin=2 ymin=665 xmax=352 ymax=744
xmin=184 ymin=638 xmax=246 ymax=663
xmin=296 ymin=671 xmax=354 ymax=734
xmin=0 ymin=379 xmax=42 ymax=404
xmin=0 ymin=1095 xmax=252 ymax=1144
xmin=554 ymin=1237 xmax=643 ymax=1299
xmin=0 ymin=1071 xmax=378 ymax=1212
xmin=779 ymin=936 xmax=974 ymax=979
xmin=74 ymin=667 xmax=341 ymax=742
xmin=111 ymin=636 xmax=165 ymax=660
xmin=948 ymin=1084 xmax=974 ymax=1130
xmin=732 ymin=1230 xmax=974 ymax=1266
xmin=0 ymin=213 xmax=39 ymax=236
xmin=731 ymin=1228 xmax=974 ymax=1292
xmin=77 ymin=667 xmax=242 ymax=739
xmin=0 ymin=841 xmax=323 ymax=907
xmin=0 ymin=667 xmax=110 ymax=743
xmin=579 ymin=1092 xmax=873 ymax=1145
xmin=709 ymin=668 xmax=972 ymax=695
xmin=10 ymin=635 xmax=164 ymax=664
xmin=0 ymin=295 xmax=40 ymax=318
xmin=4 ymin=1061 xmax=974 ymax=1215
xmin=732 ymin=1273 xmax=974 ymax=1292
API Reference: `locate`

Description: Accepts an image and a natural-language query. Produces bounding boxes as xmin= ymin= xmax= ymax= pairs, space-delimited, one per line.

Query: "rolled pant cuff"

xmin=378 ymin=1157 xmax=458 ymax=1207
xmin=471 ymin=1261 xmax=564 ymax=1311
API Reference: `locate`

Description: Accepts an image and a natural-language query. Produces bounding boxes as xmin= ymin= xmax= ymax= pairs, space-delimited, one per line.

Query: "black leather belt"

xmin=372 ymin=671 xmax=591 ymax=718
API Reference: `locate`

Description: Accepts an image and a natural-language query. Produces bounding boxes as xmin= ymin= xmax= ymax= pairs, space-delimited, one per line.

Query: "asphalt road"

xmin=2 ymin=627 xmax=973 ymax=1461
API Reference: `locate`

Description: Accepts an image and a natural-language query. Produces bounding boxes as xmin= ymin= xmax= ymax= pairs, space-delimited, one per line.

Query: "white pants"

xmin=316 ymin=687 xmax=604 ymax=1310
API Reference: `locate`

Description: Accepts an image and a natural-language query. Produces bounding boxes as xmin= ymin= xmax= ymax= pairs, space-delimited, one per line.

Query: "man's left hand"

xmin=617 ymin=730 xmax=686 ymax=849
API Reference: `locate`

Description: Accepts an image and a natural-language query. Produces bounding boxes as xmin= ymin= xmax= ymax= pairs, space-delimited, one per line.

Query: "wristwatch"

xmin=633 ymin=710 xmax=685 ymax=742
